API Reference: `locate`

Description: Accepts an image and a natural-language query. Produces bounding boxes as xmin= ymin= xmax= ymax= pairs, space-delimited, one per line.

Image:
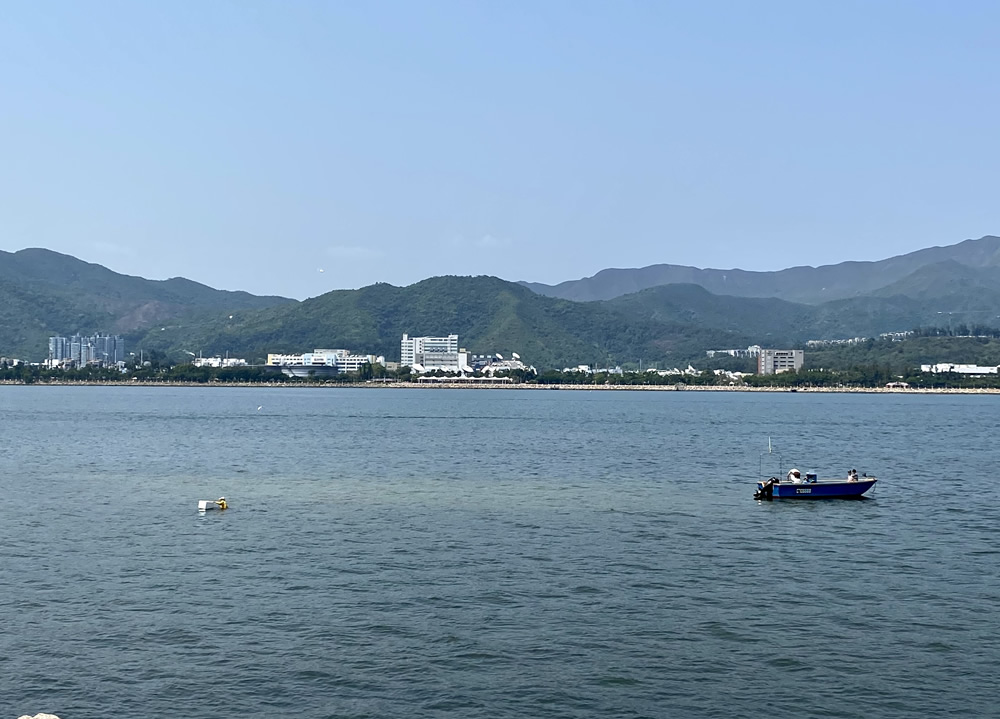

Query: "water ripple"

xmin=1 ymin=387 xmax=998 ymax=717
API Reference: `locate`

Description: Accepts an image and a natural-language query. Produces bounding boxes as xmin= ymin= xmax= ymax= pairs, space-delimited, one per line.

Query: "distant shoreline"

xmin=2 ymin=380 xmax=999 ymax=394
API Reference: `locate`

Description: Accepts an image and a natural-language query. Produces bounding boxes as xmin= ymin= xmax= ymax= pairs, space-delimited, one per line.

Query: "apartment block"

xmin=757 ymin=349 xmax=804 ymax=375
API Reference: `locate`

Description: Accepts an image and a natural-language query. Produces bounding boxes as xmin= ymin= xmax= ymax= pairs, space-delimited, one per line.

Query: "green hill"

xmin=606 ymin=284 xmax=810 ymax=344
xmin=804 ymin=335 xmax=1000 ymax=372
xmin=6 ymin=245 xmax=1000 ymax=371
xmin=522 ymin=235 xmax=1000 ymax=303
xmin=134 ymin=275 xmax=753 ymax=369
xmin=604 ymin=275 xmax=1000 ymax=344
xmin=0 ymin=248 xmax=294 ymax=358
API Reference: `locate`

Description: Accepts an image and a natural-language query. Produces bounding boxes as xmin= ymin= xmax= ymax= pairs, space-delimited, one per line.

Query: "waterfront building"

xmin=560 ymin=365 xmax=625 ymax=375
xmin=757 ymin=349 xmax=804 ymax=375
xmin=267 ymin=349 xmax=346 ymax=368
xmin=407 ymin=349 xmax=471 ymax=374
xmin=400 ymin=334 xmax=459 ymax=368
xmin=92 ymin=334 xmax=125 ymax=364
xmin=49 ymin=336 xmax=70 ymax=361
xmin=192 ymin=356 xmax=248 ymax=368
xmin=400 ymin=334 xmax=468 ymax=373
xmin=920 ymin=363 xmax=998 ymax=375
xmin=48 ymin=334 xmax=125 ymax=366
xmin=266 ymin=349 xmax=385 ymax=373
xmin=648 ymin=365 xmax=701 ymax=377
xmin=337 ymin=352 xmax=385 ymax=373
xmin=479 ymin=357 xmax=532 ymax=376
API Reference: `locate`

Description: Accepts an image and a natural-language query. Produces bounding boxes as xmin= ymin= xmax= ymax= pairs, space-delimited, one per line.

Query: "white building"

xmin=920 ymin=363 xmax=999 ymax=375
xmin=401 ymin=334 xmax=468 ymax=373
xmin=414 ymin=350 xmax=471 ymax=373
xmin=650 ymin=365 xmax=701 ymax=377
xmin=266 ymin=349 xmax=385 ymax=373
xmin=805 ymin=337 xmax=867 ymax=347
xmin=706 ymin=345 xmax=762 ymax=358
xmin=193 ymin=356 xmax=248 ymax=368
xmin=267 ymin=349 xmax=344 ymax=367
xmin=401 ymin=334 xmax=459 ymax=368
xmin=480 ymin=358 xmax=532 ymax=376
xmin=561 ymin=365 xmax=625 ymax=375
xmin=337 ymin=353 xmax=385 ymax=373
xmin=757 ymin=349 xmax=804 ymax=375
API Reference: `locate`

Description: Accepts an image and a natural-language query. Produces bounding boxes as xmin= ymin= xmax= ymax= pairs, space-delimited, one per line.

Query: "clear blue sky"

xmin=3 ymin=1 xmax=998 ymax=299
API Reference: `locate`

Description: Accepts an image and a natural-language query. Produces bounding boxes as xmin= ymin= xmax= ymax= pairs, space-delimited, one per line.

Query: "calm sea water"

xmin=1 ymin=386 xmax=997 ymax=718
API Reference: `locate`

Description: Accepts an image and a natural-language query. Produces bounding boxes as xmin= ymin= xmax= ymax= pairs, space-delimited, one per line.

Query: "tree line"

xmin=5 ymin=339 xmax=1000 ymax=389
xmin=7 ymin=364 xmax=997 ymax=389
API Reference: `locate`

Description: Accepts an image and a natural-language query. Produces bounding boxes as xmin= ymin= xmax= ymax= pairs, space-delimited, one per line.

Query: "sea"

xmin=1 ymin=386 xmax=997 ymax=718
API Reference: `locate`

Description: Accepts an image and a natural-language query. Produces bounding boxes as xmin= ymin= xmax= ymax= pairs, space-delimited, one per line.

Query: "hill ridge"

xmin=520 ymin=235 xmax=1000 ymax=303
xmin=5 ymin=237 xmax=1000 ymax=367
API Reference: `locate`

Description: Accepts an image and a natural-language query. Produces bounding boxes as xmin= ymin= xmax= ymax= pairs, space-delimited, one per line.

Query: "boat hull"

xmin=767 ymin=478 xmax=876 ymax=499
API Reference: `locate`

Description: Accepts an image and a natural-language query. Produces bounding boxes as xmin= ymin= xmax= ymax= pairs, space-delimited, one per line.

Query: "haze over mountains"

xmin=520 ymin=235 xmax=1000 ymax=304
xmin=2 ymin=236 xmax=999 ymax=368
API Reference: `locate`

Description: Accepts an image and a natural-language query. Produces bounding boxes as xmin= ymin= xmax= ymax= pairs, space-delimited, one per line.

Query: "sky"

xmin=2 ymin=1 xmax=999 ymax=300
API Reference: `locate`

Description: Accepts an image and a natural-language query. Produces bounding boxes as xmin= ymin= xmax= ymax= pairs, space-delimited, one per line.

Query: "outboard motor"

xmin=754 ymin=477 xmax=778 ymax=500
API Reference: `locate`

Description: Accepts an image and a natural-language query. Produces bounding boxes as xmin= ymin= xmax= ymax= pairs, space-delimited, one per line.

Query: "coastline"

xmin=2 ymin=379 xmax=999 ymax=394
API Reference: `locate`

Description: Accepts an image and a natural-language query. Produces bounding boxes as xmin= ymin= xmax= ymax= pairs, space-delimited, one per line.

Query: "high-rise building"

xmin=92 ymin=334 xmax=126 ymax=364
xmin=48 ymin=336 xmax=71 ymax=361
xmin=48 ymin=334 xmax=125 ymax=366
xmin=757 ymin=349 xmax=804 ymax=375
xmin=401 ymin=334 xmax=459 ymax=368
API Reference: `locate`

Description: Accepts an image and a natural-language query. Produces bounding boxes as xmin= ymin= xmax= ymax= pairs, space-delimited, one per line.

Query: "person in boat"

xmin=787 ymin=468 xmax=803 ymax=484
xmin=847 ymin=469 xmax=858 ymax=482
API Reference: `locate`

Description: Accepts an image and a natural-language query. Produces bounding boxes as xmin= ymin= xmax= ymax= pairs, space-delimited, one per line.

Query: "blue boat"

xmin=755 ymin=476 xmax=877 ymax=500
xmin=753 ymin=443 xmax=878 ymax=499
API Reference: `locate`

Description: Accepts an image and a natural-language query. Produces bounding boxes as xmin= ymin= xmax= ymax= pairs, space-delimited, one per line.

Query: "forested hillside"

xmin=5 ymin=241 xmax=1000 ymax=371
xmin=522 ymin=235 xmax=1000 ymax=303
xmin=134 ymin=276 xmax=753 ymax=369
xmin=0 ymin=248 xmax=293 ymax=358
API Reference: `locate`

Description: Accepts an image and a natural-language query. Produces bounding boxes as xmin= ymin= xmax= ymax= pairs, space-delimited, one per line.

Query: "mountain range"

xmin=2 ymin=236 xmax=1000 ymax=369
xmin=520 ymin=235 xmax=1000 ymax=304
xmin=0 ymin=248 xmax=292 ymax=361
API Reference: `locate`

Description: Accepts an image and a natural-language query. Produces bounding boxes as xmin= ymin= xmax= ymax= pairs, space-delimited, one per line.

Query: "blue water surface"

xmin=1 ymin=386 xmax=997 ymax=718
